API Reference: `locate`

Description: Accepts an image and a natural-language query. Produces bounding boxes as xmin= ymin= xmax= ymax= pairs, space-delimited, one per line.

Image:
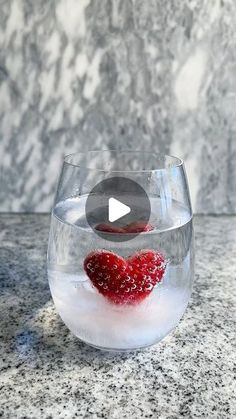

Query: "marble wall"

xmin=0 ymin=0 xmax=236 ymax=213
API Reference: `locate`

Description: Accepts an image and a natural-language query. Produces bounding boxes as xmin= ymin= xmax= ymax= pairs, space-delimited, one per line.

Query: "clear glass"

xmin=47 ymin=150 xmax=194 ymax=351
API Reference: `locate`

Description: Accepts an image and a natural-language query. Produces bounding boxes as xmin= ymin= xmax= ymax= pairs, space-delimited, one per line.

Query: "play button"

xmin=85 ymin=177 xmax=151 ymax=242
xmin=108 ymin=198 xmax=131 ymax=222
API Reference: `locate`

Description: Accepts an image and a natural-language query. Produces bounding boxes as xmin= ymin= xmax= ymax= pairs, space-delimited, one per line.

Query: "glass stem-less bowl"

xmin=47 ymin=150 xmax=194 ymax=351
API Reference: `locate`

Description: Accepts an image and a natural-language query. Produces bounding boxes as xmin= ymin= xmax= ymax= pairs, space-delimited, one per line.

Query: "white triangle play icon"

xmin=108 ymin=198 xmax=131 ymax=223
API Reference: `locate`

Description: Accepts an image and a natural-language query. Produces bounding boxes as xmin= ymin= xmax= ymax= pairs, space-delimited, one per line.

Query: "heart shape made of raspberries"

xmin=84 ymin=250 xmax=166 ymax=305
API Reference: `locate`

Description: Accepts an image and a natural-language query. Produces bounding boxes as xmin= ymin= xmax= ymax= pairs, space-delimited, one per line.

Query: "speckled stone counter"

xmin=0 ymin=215 xmax=235 ymax=419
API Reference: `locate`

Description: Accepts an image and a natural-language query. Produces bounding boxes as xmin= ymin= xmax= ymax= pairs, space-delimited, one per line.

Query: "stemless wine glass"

xmin=47 ymin=150 xmax=194 ymax=351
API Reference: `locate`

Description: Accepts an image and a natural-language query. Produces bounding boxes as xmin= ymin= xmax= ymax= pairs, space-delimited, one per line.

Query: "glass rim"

xmin=64 ymin=150 xmax=184 ymax=173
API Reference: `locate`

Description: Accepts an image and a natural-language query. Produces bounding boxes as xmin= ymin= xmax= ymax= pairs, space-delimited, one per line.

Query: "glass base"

xmin=78 ymin=337 xmax=159 ymax=353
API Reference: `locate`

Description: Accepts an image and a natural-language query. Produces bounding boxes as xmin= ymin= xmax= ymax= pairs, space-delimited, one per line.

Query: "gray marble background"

xmin=0 ymin=0 xmax=236 ymax=213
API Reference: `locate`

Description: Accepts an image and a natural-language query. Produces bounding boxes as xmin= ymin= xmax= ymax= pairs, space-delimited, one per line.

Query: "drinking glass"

xmin=47 ymin=150 xmax=194 ymax=351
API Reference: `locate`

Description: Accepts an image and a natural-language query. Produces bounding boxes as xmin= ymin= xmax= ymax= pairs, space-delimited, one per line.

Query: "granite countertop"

xmin=0 ymin=214 xmax=235 ymax=419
